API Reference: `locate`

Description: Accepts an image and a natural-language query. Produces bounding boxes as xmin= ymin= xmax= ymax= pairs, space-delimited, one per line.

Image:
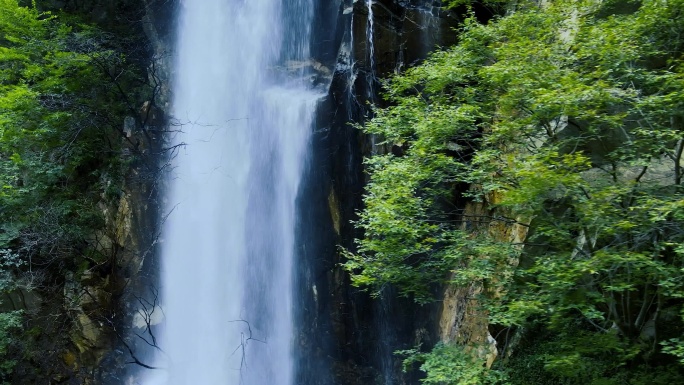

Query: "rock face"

xmin=438 ymin=196 xmax=530 ymax=370
xmin=295 ymin=1 xmax=465 ymax=384
xmin=12 ymin=1 xmax=179 ymax=383
xmin=97 ymin=2 xmax=178 ymax=384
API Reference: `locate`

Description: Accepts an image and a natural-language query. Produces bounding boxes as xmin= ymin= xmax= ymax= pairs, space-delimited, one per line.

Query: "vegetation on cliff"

xmin=0 ymin=0 xmax=153 ymax=381
xmin=345 ymin=0 xmax=684 ymax=383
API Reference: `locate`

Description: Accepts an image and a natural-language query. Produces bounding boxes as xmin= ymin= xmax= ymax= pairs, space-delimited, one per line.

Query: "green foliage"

xmin=0 ymin=0 xmax=147 ymax=379
xmin=0 ymin=0 xmax=134 ymax=269
xmin=398 ymin=343 xmax=509 ymax=385
xmin=506 ymin=327 xmax=684 ymax=385
xmin=346 ymin=0 xmax=684 ymax=382
xmin=0 ymin=310 xmax=20 ymax=382
xmin=444 ymin=0 xmax=510 ymax=11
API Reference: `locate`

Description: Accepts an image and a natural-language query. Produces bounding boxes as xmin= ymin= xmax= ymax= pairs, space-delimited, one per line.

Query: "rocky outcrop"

xmin=439 ymin=195 xmax=530 ymax=370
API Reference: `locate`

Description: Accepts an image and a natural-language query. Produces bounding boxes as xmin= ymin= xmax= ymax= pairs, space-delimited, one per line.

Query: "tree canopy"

xmin=345 ymin=0 xmax=684 ymax=383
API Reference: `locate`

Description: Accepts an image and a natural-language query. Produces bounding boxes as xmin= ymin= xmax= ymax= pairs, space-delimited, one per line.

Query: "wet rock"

xmin=296 ymin=1 xmax=463 ymax=384
xmin=328 ymin=188 xmax=342 ymax=235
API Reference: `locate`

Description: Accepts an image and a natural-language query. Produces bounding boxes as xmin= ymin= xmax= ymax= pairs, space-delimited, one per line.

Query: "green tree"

xmin=345 ymin=0 xmax=684 ymax=382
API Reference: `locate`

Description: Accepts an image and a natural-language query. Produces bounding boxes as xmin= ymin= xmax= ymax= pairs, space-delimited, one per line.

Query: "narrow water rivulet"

xmin=146 ymin=0 xmax=320 ymax=383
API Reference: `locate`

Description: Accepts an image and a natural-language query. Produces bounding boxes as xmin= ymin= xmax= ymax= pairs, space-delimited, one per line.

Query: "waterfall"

xmin=144 ymin=0 xmax=320 ymax=383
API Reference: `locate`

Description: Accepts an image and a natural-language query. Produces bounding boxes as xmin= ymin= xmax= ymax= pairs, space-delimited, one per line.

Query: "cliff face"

xmin=98 ymin=2 xmax=179 ymax=383
xmin=296 ymin=1 xmax=466 ymax=384
xmin=70 ymin=1 xmax=479 ymax=383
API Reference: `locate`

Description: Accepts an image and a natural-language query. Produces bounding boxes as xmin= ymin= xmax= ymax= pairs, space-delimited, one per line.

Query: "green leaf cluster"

xmin=0 ymin=0 xmax=138 ymax=267
xmin=0 ymin=310 xmax=20 ymax=382
xmin=345 ymin=0 xmax=684 ymax=382
xmin=398 ymin=343 xmax=509 ymax=385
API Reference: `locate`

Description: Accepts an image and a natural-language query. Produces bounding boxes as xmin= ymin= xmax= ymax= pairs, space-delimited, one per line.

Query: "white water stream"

xmin=366 ymin=0 xmax=375 ymax=79
xmin=144 ymin=0 xmax=319 ymax=384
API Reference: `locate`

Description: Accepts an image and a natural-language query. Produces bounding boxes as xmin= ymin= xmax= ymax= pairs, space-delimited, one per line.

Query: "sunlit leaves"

xmin=346 ymin=0 xmax=684 ymax=382
xmin=398 ymin=343 xmax=509 ymax=385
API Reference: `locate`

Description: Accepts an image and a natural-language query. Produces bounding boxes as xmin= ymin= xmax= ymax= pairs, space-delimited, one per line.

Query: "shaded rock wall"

xmin=296 ymin=1 xmax=464 ymax=384
xmin=98 ymin=1 xmax=179 ymax=384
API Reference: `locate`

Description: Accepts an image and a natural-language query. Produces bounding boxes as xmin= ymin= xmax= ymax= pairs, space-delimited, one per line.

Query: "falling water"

xmin=365 ymin=0 xmax=376 ymax=87
xmin=417 ymin=1 xmax=442 ymax=56
xmin=364 ymin=0 xmax=382 ymax=156
xmin=145 ymin=0 xmax=320 ymax=384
